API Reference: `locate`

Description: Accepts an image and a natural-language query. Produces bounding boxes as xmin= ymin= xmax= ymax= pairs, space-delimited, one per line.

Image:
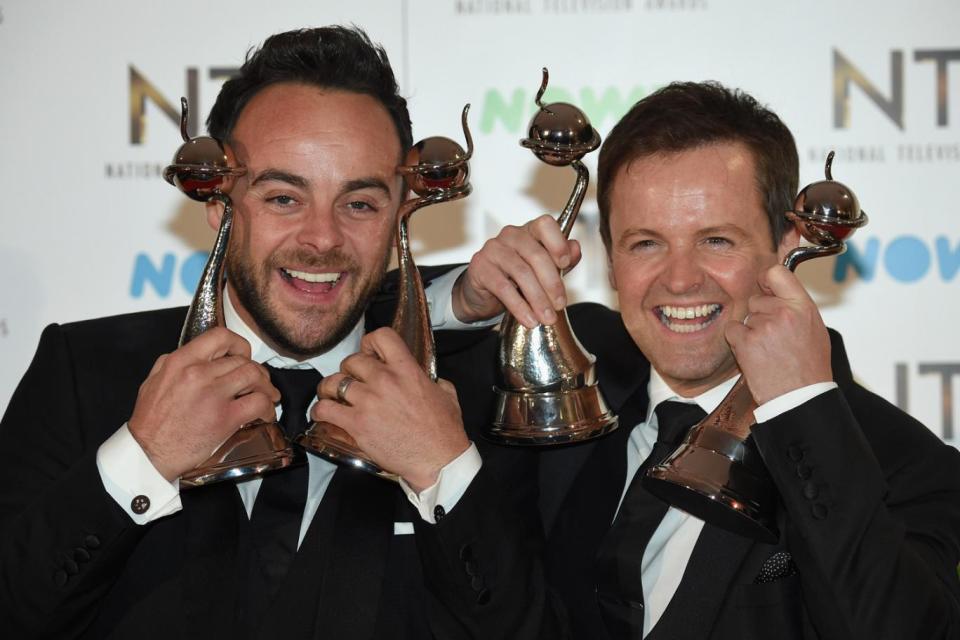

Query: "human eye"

xmin=629 ymin=238 xmax=658 ymax=252
xmin=704 ymin=236 xmax=733 ymax=248
xmin=265 ymin=193 xmax=299 ymax=208
xmin=346 ymin=200 xmax=377 ymax=212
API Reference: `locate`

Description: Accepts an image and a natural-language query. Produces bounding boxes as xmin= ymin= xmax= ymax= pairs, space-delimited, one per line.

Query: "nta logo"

xmin=129 ymin=65 xmax=238 ymax=144
xmin=834 ymin=48 xmax=960 ymax=130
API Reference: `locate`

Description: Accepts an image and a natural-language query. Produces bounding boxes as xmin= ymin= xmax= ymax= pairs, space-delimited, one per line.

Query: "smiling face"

xmin=207 ymin=83 xmax=403 ymax=359
xmin=607 ymin=142 xmax=797 ymax=397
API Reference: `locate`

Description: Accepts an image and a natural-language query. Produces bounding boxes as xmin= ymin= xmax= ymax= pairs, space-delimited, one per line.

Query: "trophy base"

xmin=642 ymin=426 xmax=779 ymax=544
xmin=296 ymin=422 xmax=399 ymax=482
xmin=487 ymin=383 xmax=618 ymax=445
xmin=181 ymin=420 xmax=296 ymax=489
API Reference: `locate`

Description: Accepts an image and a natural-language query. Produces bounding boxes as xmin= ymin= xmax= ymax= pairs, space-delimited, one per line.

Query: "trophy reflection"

xmin=485 ymin=69 xmax=618 ymax=445
xmin=297 ymin=105 xmax=475 ymax=480
xmin=643 ymin=152 xmax=868 ymax=542
xmin=163 ymin=98 xmax=296 ymax=488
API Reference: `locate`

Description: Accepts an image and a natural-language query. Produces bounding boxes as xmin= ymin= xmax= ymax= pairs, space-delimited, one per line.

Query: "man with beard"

xmin=451 ymin=82 xmax=960 ymax=638
xmin=0 ymin=27 xmax=545 ymax=640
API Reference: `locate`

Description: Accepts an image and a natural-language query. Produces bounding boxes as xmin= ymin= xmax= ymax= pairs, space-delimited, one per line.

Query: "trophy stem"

xmin=557 ymin=160 xmax=589 ymax=239
xmin=783 ymin=242 xmax=845 ymax=272
xmin=176 ymin=193 xmax=296 ymax=489
xmin=180 ymin=193 xmax=232 ymax=346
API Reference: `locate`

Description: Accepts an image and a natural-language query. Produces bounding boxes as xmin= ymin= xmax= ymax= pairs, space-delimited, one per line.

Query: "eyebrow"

xmin=340 ymin=177 xmax=394 ymax=198
xmin=250 ymin=169 xmax=309 ymax=189
xmin=249 ymin=171 xmax=394 ymax=198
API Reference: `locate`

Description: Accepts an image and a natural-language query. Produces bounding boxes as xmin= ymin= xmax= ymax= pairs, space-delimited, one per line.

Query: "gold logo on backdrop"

xmin=128 ymin=66 xmax=238 ymax=144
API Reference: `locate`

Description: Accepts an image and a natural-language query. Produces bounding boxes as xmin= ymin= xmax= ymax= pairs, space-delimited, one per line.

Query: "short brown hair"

xmin=597 ymin=81 xmax=798 ymax=251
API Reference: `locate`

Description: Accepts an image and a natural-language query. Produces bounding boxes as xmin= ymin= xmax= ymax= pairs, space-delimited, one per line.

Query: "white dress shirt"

xmin=625 ymin=369 xmax=837 ymax=636
xmin=96 ymin=266 xmax=488 ymax=543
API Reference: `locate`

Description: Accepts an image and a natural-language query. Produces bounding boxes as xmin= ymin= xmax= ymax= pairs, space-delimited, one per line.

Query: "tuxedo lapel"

xmin=181 ymin=482 xmax=246 ymax=639
xmin=646 ymin=523 xmax=754 ymax=640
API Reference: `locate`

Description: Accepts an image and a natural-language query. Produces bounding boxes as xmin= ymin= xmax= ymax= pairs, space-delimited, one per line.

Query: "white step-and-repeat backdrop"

xmin=1 ymin=0 xmax=957 ymax=447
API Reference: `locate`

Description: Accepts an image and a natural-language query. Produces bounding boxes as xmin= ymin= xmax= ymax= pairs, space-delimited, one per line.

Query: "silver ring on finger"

xmin=336 ymin=376 xmax=356 ymax=404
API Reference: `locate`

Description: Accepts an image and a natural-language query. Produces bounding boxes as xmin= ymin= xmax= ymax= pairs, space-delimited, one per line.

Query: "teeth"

xmin=283 ymin=268 xmax=341 ymax=284
xmin=658 ymin=304 xmax=721 ymax=334
xmin=660 ymin=304 xmax=719 ymax=319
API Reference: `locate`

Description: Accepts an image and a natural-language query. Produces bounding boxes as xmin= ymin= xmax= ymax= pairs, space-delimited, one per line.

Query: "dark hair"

xmin=597 ymin=81 xmax=798 ymax=250
xmin=207 ymin=26 xmax=412 ymax=153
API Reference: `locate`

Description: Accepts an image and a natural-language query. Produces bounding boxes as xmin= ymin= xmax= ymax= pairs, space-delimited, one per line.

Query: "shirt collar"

xmin=223 ymin=287 xmax=364 ymax=375
xmin=646 ymin=367 xmax=739 ymax=423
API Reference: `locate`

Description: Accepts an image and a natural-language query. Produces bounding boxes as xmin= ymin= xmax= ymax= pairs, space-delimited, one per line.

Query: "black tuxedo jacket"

xmin=538 ymin=303 xmax=960 ymax=640
xmin=0 ymin=267 xmax=545 ymax=640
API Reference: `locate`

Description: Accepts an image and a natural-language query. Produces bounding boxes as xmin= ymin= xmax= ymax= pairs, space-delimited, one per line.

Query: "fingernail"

xmin=543 ymin=308 xmax=557 ymax=325
xmin=558 ymin=254 xmax=571 ymax=269
xmin=554 ymin=295 xmax=566 ymax=310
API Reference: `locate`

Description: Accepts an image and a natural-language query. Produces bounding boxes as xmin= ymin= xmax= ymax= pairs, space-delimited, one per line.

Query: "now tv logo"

xmin=833 ymin=235 xmax=960 ymax=283
xmin=130 ymin=252 xmax=208 ymax=298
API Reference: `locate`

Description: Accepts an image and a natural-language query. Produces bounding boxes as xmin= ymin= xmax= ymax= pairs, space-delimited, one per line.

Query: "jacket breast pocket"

xmin=732 ymin=575 xmax=818 ymax=639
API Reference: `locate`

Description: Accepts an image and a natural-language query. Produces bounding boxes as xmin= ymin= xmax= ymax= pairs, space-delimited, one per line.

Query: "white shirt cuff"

xmin=399 ymin=443 xmax=483 ymax=524
xmin=753 ymin=382 xmax=838 ymax=424
xmin=424 ymin=265 xmax=502 ymax=330
xmin=96 ymin=424 xmax=182 ymax=525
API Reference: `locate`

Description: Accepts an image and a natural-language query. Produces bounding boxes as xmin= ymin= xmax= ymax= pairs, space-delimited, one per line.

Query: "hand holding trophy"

xmin=485 ymin=69 xmax=618 ymax=445
xmin=642 ymin=152 xmax=869 ymax=542
xmin=162 ymin=98 xmax=296 ymax=488
xmin=297 ymin=106 xmax=474 ymax=480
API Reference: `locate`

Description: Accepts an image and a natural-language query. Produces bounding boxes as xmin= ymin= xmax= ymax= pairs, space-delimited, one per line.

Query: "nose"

xmin=660 ymin=247 xmax=704 ymax=295
xmin=295 ymin=206 xmax=345 ymax=253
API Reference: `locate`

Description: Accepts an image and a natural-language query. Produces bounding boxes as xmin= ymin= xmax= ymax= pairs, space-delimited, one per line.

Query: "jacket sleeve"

xmin=752 ymin=386 xmax=960 ymax=639
xmin=0 ymin=323 xmax=146 ymax=638
xmin=412 ymin=451 xmax=569 ymax=640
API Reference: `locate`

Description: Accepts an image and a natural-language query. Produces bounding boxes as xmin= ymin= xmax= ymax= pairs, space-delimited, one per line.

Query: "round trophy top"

xmin=790 ymin=151 xmax=867 ymax=245
xmin=162 ymin=136 xmax=238 ymax=202
xmin=521 ymin=102 xmax=601 ymax=166
xmin=403 ymin=136 xmax=470 ymax=195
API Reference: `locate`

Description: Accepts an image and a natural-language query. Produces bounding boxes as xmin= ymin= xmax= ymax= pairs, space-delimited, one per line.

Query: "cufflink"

xmin=131 ymin=495 xmax=151 ymax=514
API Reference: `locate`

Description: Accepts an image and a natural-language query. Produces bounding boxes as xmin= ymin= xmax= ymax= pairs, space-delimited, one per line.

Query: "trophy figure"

xmin=163 ymin=98 xmax=296 ymax=488
xmin=297 ymin=106 xmax=474 ymax=479
xmin=643 ymin=152 xmax=868 ymax=542
xmin=485 ymin=69 xmax=618 ymax=445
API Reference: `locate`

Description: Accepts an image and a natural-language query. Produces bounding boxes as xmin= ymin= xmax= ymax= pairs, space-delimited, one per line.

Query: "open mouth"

xmin=655 ymin=304 xmax=722 ymax=334
xmin=280 ymin=267 xmax=345 ymax=294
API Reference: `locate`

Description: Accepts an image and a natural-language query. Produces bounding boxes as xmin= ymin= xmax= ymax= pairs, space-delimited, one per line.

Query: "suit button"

xmin=802 ymin=482 xmax=819 ymax=500
xmin=74 ymin=547 xmax=91 ymax=563
xmin=84 ymin=535 xmax=101 ymax=549
xmin=464 ymin=559 xmax=479 ymax=577
xmin=796 ymin=464 xmax=812 ymax=480
xmin=433 ymin=505 xmax=446 ymax=522
xmin=787 ymin=445 xmax=804 ymax=462
xmin=476 ymin=588 xmax=491 ymax=605
xmin=54 ymin=570 xmax=68 ymax=587
xmin=63 ymin=559 xmax=79 ymax=576
xmin=459 ymin=544 xmax=473 ymax=561
xmin=470 ymin=575 xmax=484 ymax=591
xmin=811 ymin=503 xmax=828 ymax=520
xmin=131 ymin=495 xmax=151 ymax=514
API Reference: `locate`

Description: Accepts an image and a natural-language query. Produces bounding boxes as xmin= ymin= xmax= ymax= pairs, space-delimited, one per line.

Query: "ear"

xmin=205 ymin=198 xmax=224 ymax=231
xmin=776 ymin=218 xmax=801 ymax=263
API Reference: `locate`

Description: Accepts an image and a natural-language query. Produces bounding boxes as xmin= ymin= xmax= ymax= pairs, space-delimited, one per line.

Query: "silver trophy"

xmin=297 ymin=106 xmax=474 ymax=480
xmin=643 ymin=152 xmax=869 ymax=542
xmin=163 ymin=98 xmax=297 ymax=488
xmin=485 ymin=69 xmax=618 ymax=445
